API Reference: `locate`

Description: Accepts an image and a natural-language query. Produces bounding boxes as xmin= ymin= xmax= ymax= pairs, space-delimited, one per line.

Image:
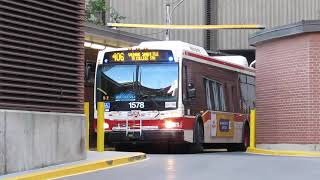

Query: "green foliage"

xmin=85 ymin=0 xmax=126 ymax=25
xmin=109 ymin=7 xmax=126 ymax=23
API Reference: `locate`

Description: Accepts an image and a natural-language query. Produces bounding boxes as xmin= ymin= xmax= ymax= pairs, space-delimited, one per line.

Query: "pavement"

xmin=0 ymin=151 xmax=146 ymax=180
xmin=2 ymin=148 xmax=320 ymax=180
xmin=60 ymin=152 xmax=320 ymax=180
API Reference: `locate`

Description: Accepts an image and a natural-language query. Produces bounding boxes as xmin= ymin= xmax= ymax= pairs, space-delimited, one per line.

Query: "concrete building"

xmin=249 ymin=20 xmax=320 ymax=152
xmin=0 ymin=1 xmax=85 ymax=174
xmin=109 ymin=0 xmax=320 ymax=62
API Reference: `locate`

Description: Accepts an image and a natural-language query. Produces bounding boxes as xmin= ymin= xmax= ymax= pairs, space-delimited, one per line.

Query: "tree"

xmin=85 ymin=0 xmax=125 ymax=25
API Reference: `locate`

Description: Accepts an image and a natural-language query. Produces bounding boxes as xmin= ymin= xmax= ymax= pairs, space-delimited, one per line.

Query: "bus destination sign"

xmin=103 ymin=50 xmax=174 ymax=63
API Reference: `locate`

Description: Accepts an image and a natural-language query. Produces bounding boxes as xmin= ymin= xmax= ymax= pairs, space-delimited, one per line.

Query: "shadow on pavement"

xmin=113 ymin=143 xmax=229 ymax=154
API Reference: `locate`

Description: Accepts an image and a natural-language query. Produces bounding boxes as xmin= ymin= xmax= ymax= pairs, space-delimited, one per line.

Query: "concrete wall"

xmin=257 ymin=144 xmax=320 ymax=152
xmin=0 ymin=110 xmax=86 ymax=175
xmin=0 ymin=111 xmax=4 ymax=174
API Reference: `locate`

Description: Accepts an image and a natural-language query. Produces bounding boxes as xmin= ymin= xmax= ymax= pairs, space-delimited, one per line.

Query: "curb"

xmin=247 ymin=148 xmax=320 ymax=157
xmin=5 ymin=153 xmax=147 ymax=180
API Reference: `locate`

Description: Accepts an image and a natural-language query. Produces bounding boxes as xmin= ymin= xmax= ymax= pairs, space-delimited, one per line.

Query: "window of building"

xmin=204 ymin=78 xmax=226 ymax=111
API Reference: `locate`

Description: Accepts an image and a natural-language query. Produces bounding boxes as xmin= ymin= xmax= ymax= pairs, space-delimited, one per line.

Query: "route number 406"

xmin=128 ymin=102 xmax=145 ymax=109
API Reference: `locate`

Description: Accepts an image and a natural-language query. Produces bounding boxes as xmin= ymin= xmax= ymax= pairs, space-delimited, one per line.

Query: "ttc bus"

xmin=94 ymin=41 xmax=255 ymax=152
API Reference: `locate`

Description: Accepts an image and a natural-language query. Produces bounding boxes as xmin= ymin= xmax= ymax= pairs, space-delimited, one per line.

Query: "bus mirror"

xmin=187 ymin=83 xmax=196 ymax=98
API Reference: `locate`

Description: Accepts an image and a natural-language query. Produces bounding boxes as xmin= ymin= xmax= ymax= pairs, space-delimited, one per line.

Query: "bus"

xmin=94 ymin=41 xmax=255 ymax=152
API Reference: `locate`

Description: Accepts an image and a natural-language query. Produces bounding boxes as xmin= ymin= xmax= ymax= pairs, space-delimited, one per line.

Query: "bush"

xmin=85 ymin=0 xmax=125 ymax=25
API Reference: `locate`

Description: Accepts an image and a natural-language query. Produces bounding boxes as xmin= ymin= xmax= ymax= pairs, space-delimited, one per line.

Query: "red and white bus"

xmin=94 ymin=41 xmax=255 ymax=152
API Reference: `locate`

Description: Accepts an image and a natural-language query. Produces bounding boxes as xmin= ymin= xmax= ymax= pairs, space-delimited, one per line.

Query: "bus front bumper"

xmin=105 ymin=129 xmax=184 ymax=144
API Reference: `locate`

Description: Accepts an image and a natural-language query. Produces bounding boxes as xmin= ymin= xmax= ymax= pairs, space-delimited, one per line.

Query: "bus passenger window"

xmin=239 ymin=74 xmax=256 ymax=113
xmin=203 ymin=78 xmax=226 ymax=111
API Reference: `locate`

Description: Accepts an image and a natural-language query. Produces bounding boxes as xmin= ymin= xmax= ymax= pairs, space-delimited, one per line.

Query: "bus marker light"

xmin=168 ymin=56 xmax=174 ymax=62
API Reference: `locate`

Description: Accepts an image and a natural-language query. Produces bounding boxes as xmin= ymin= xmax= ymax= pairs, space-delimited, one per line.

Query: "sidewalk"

xmin=0 ymin=151 xmax=147 ymax=180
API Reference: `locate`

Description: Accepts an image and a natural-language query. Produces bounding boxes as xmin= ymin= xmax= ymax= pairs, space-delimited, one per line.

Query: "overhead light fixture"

xmin=91 ymin=43 xmax=106 ymax=50
xmin=84 ymin=41 xmax=106 ymax=50
xmin=84 ymin=42 xmax=92 ymax=47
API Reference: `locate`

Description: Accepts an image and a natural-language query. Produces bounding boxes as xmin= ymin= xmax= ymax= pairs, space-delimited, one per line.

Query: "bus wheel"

xmin=227 ymin=123 xmax=250 ymax=152
xmin=189 ymin=119 xmax=204 ymax=153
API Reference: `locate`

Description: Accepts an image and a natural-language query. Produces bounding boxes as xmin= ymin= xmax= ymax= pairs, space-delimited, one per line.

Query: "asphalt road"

xmin=61 ymin=151 xmax=320 ymax=180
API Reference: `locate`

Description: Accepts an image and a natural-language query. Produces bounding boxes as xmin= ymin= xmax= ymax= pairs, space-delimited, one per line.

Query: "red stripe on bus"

xmin=93 ymin=117 xmax=195 ymax=130
xmin=185 ymin=52 xmax=255 ymax=73
xmin=234 ymin=114 xmax=247 ymax=122
xmin=201 ymin=111 xmax=211 ymax=123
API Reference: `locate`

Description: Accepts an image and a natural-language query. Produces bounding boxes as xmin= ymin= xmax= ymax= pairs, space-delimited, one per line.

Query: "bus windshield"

xmin=96 ymin=63 xmax=179 ymax=111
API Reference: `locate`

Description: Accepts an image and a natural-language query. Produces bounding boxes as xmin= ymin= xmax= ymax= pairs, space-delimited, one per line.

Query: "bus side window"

xmin=231 ymin=85 xmax=237 ymax=112
xmin=226 ymin=84 xmax=233 ymax=112
xmin=247 ymin=76 xmax=256 ymax=110
xmin=239 ymin=74 xmax=256 ymax=113
xmin=203 ymin=78 xmax=226 ymax=111
xmin=183 ymin=65 xmax=188 ymax=101
xmin=239 ymin=74 xmax=248 ymax=113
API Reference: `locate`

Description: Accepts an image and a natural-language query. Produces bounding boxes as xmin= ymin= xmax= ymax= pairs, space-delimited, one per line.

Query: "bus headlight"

xmin=164 ymin=120 xmax=180 ymax=129
xmin=104 ymin=122 xmax=109 ymax=129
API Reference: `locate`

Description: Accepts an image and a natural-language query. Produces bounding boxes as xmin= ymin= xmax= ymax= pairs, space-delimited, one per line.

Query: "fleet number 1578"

xmin=128 ymin=102 xmax=145 ymax=109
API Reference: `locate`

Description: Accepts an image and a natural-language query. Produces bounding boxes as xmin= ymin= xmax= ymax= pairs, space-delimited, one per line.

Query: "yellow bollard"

xmin=84 ymin=102 xmax=90 ymax=151
xmin=249 ymin=109 xmax=256 ymax=150
xmin=97 ymin=102 xmax=105 ymax=152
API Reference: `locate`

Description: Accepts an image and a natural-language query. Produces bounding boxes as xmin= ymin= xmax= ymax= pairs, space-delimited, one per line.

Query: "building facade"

xmin=109 ymin=0 xmax=320 ymax=61
xmin=249 ymin=20 xmax=320 ymax=151
xmin=109 ymin=0 xmax=206 ymax=48
xmin=0 ymin=0 xmax=85 ymax=174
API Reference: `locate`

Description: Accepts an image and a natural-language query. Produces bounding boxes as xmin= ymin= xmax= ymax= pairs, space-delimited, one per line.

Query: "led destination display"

xmin=103 ymin=50 xmax=174 ymax=63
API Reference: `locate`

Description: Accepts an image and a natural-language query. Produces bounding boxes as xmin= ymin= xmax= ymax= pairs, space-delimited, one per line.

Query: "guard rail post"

xmin=97 ymin=102 xmax=105 ymax=152
xmin=84 ymin=102 xmax=90 ymax=151
xmin=249 ymin=109 xmax=256 ymax=150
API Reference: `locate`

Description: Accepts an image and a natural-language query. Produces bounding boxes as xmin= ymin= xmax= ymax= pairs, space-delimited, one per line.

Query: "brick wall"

xmin=255 ymin=33 xmax=320 ymax=144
